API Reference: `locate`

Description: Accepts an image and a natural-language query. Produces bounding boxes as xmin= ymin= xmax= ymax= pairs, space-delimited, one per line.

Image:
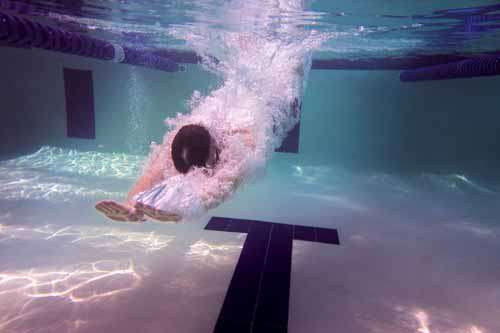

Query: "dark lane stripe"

xmin=293 ymin=225 xmax=316 ymax=242
xmin=226 ymin=218 xmax=253 ymax=233
xmin=206 ymin=217 xmax=340 ymax=333
xmin=254 ymin=223 xmax=293 ymax=330
xmin=205 ymin=216 xmax=230 ymax=231
xmin=316 ymin=227 xmax=340 ymax=245
xmin=214 ymin=222 xmax=272 ymax=332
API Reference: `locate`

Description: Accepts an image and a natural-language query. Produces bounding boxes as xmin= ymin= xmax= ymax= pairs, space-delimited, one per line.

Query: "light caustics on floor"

xmin=1 ymin=147 xmax=496 ymax=204
xmin=412 ymin=309 xmax=485 ymax=333
xmin=315 ymin=292 xmax=491 ymax=333
xmin=291 ymin=164 xmax=496 ymax=196
xmin=0 ymin=222 xmax=173 ymax=329
xmin=1 ymin=146 xmax=144 ymax=180
xmin=0 ymin=222 xmax=174 ymax=331
xmin=186 ymin=238 xmax=244 ymax=267
xmin=0 ymin=175 xmax=124 ymax=202
xmin=0 ymin=223 xmax=175 ymax=253
xmin=0 ymin=148 xmax=499 ymax=332
xmin=361 ymin=306 xmax=488 ymax=333
xmin=0 ymin=146 xmax=145 ymax=202
xmin=0 ymin=259 xmax=144 ymax=331
xmin=0 ymin=260 xmax=142 ymax=302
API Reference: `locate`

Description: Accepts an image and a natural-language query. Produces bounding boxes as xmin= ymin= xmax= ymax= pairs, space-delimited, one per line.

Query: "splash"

xmin=167 ymin=0 xmax=331 ymax=154
xmin=142 ymin=0 xmax=332 ymax=217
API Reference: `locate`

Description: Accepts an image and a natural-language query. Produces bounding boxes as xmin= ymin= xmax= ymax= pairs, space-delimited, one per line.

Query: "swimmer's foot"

xmin=95 ymin=200 xmax=145 ymax=223
xmin=135 ymin=202 xmax=181 ymax=223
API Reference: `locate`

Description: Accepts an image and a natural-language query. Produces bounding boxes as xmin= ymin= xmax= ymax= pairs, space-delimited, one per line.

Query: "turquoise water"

xmin=15 ymin=0 xmax=500 ymax=56
xmin=1 ymin=1 xmax=500 ymax=332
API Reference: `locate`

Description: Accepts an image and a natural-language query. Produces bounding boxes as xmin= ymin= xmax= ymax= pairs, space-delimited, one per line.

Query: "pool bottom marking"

xmin=205 ymin=217 xmax=340 ymax=333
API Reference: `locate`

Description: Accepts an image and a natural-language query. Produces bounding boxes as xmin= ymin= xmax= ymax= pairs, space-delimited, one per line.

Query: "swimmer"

xmin=95 ymin=121 xmax=258 ymax=223
xmin=94 ymin=92 xmax=303 ymax=224
xmin=95 ymin=0 xmax=314 ymax=223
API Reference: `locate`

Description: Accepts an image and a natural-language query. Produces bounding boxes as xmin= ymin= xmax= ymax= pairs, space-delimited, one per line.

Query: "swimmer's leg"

xmin=95 ymin=200 xmax=145 ymax=222
xmin=135 ymin=202 xmax=181 ymax=223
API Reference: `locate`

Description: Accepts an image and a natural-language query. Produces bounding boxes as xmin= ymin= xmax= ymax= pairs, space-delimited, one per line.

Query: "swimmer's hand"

xmin=135 ymin=202 xmax=181 ymax=223
xmin=95 ymin=200 xmax=145 ymax=223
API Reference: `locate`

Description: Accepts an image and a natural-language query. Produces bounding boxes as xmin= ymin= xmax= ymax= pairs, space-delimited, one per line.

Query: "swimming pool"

xmin=1 ymin=1 xmax=500 ymax=332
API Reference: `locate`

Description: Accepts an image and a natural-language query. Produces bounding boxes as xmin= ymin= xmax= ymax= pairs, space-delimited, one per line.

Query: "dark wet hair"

xmin=171 ymin=124 xmax=212 ymax=174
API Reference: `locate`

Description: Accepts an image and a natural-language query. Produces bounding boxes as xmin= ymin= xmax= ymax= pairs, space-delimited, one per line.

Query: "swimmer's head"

xmin=171 ymin=124 xmax=219 ymax=174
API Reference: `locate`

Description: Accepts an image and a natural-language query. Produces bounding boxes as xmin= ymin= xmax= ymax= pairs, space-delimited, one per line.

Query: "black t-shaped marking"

xmin=205 ymin=217 xmax=340 ymax=333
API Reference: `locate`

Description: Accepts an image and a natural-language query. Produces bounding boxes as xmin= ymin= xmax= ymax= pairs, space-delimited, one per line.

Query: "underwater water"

xmin=1 ymin=0 xmax=500 ymax=332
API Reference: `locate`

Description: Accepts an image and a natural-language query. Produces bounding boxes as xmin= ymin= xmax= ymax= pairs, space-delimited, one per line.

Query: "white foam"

xmin=140 ymin=0 xmax=332 ymax=218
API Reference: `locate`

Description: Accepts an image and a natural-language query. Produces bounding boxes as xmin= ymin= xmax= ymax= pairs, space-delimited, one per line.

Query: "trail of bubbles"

xmin=147 ymin=0 xmax=333 ymax=217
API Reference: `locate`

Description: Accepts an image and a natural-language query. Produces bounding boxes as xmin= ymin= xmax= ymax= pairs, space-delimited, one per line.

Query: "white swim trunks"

xmin=133 ymin=174 xmax=205 ymax=219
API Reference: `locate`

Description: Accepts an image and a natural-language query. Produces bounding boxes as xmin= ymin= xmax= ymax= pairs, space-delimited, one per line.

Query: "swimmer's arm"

xmin=126 ymin=142 xmax=169 ymax=205
xmin=201 ymin=130 xmax=256 ymax=209
xmin=126 ymin=169 xmax=163 ymax=205
xmin=202 ymin=99 xmax=300 ymax=208
xmin=227 ymin=127 xmax=256 ymax=149
xmin=200 ymin=173 xmax=244 ymax=210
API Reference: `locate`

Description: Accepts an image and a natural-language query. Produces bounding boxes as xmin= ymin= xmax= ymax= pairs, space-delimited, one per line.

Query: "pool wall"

xmin=0 ymin=46 xmax=217 ymax=157
xmin=1 ymin=46 xmax=500 ymax=176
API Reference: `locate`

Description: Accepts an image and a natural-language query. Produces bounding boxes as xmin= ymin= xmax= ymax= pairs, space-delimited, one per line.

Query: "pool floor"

xmin=0 ymin=147 xmax=499 ymax=333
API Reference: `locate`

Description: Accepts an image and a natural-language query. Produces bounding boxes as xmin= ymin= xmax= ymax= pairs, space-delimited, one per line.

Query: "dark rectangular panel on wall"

xmin=63 ymin=68 xmax=95 ymax=139
xmin=276 ymin=122 xmax=300 ymax=153
xmin=276 ymin=98 xmax=302 ymax=154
